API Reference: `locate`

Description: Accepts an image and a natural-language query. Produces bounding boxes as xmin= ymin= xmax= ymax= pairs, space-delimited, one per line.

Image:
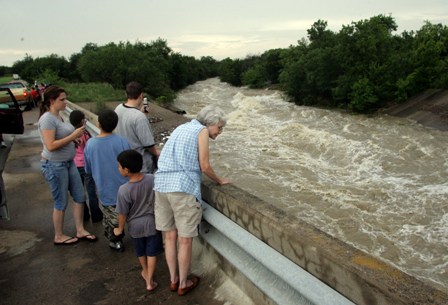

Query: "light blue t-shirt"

xmin=84 ymin=134 xmax=130 ymax=206
xmin=154 ymin=119 xmax=205 ymax=202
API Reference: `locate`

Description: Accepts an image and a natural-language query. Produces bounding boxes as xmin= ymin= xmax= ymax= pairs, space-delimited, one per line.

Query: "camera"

xmin=143 ymin=97 xmax=149 ymax=113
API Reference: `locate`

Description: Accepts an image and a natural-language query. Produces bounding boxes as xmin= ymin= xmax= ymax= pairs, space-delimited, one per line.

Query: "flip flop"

xmin=169 ymin=280 xmax=179 ymax=292
xmin=54 ymin=237 xmax=78 ymax=246
xmin=147 ymin=281 xmax=158 ymax=293
xmin=76 ymin=234 xmax=98 ymax=242
xmin=178 ymin=275 xmax=200 ymax=296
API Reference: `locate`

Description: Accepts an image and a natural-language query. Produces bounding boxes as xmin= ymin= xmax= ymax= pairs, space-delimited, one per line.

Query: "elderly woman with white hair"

xmin=154 ymin=105 xmax=231 ymax=296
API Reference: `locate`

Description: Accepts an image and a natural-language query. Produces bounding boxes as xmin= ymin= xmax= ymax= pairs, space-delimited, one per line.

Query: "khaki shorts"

xmin=155 ymin=192 xmax=202 ymax=238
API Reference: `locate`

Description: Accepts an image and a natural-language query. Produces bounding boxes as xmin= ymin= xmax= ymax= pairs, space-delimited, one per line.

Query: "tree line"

xmin=2 ymin=39 xmax=219 ymax=103
xmin=2 ymin=15 xmax=447 ymax=113
xmin=219 ymin=15 xmax=448 ymax=112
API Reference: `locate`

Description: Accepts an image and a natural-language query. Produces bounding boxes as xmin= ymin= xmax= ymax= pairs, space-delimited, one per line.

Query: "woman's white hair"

xmin=197 ymin=105 xmax=227 ymax=126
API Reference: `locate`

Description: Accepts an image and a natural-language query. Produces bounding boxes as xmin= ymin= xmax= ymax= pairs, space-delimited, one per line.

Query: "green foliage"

xmin=348 ymin=78 xmax=378 ymax=112
xmin=218 ymin=15 xmax=447 ymax=113
xmin=242 ymin=66 xmax=267 ymax=88
xmin=242 ymin=15 xmax=447 ymax=113
xmin=0 ymin=66 xmax=12 ymax=76
xmin=75 ymin=39 xmax=217 ymax=101
xmin=12 ymin=54 xmax=72 ymax=82
xmin=63 ymin=82 xmax=124 ymax=103
xmin=218 ymin=58 xmax=243 ymax=86
xmin=9 ymin=39 xmax=217 ymax=105
xmin=0 ymin=76 xmax=13 ymax=83
xmin=155 ymin=95 xmax=168 ymax=105
xmin=242 ymin=49 xmax=284 ymax=88
xmin=38 ymin=69 xmax=63 ymax=86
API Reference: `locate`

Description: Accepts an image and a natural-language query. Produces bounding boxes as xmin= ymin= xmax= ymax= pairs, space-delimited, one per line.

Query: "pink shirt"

xmin=74 ymin=131 xmax=90 ymax=167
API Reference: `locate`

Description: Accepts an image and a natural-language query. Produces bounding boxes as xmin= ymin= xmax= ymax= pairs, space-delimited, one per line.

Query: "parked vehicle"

xmin=0 ymin=87 xmax=24 ymax=135
xmin=0 ymin=81 xmax=34 ymax=111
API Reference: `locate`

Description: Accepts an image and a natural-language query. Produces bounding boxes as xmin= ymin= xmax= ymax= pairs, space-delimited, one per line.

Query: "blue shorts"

xmin=40 ymin=160 xmax=85 ymax=211
xmin=132 ymin=231 xmax=164 ymax=257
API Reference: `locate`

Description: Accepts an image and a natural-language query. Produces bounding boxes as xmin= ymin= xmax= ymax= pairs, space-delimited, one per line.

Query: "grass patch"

xmin=62 ymin=82 xmax=125 ymax=103
xmin=0 ymin=76 xmax=13 ymax=83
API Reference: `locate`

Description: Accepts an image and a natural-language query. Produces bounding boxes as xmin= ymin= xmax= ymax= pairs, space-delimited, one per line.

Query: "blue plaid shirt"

xmin=154 ymin=119 xmax=205 ymax=202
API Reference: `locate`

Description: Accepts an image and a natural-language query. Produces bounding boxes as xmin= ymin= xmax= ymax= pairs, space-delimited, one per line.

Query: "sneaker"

xmin=109 ymin=241 xmax=125 ymax=252
xmin=1 ymin=141 xmax=6 ymax=148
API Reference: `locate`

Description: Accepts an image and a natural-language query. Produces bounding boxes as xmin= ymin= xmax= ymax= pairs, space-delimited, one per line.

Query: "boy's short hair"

xmin=69 ymin=110 xmax=85 ymax=127
xmin=117 ymin=149 xmax=143 ymax=173
xmin=126 ymin=81 xmax=144 ymax=100
xmin=98 ymin=109 xmax=118 ymax=133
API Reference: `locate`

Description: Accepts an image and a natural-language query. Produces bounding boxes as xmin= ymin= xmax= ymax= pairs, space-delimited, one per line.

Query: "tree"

xmin=218 ymin=58 xmax=243 ymax=86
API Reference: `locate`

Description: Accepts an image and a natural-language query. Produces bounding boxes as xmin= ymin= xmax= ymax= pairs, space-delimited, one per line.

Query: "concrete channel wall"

xmin=201 ymin=180 xmax=448 ymax=305
xmin=66 ymin=102 xmax=448 ymax=305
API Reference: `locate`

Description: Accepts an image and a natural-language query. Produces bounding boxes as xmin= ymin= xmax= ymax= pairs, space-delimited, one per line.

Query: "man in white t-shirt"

xmin=115 ymin=81 xmax=160 ymax=173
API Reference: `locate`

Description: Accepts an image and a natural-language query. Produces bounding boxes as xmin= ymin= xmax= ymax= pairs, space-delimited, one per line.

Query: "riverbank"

xmin=383 ymin=89 xmax=448 ymax=131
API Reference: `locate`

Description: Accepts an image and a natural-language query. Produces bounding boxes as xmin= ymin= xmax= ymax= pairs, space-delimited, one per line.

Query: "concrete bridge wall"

xmin=201 ymin=179 xmax=448 ymax=305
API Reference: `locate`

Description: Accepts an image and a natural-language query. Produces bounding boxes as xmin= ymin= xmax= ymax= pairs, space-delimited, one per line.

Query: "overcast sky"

xmin=1 ymin=0 xmax=447 ymax=66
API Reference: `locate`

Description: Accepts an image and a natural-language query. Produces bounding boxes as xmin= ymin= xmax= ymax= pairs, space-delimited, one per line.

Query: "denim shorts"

xmin=132 ymin=231 xmax=164 ymax=257
xmin=40 ymin=159 xmax=85 ymax=211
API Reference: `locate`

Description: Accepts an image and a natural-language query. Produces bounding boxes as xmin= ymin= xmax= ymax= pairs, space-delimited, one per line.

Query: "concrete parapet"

xmin=65 ymin=100 xmax=99 ymax=126
xmin=201 ymin=179 xmax=448 ymax=305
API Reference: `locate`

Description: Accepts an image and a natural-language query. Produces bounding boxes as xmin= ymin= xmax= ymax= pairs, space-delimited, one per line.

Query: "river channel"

xmin=173 ymin=78 xmax=448 ymax=290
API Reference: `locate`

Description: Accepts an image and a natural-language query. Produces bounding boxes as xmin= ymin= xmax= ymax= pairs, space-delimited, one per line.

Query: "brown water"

xmin=174 ymin=78 xmax=448 ymax=291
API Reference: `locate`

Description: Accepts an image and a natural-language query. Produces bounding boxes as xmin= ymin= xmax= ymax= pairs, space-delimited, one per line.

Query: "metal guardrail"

xmin=63 ymin=105 xmax=355 ymax=305
xmin=200 ymin=202 xmax=355 ymax=305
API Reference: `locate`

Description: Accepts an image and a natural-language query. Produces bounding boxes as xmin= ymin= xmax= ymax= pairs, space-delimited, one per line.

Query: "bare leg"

xmin=138 ymin=256 xmax=148 ymax=282
xmin=177 ymin=236 xmax=193 ymax=289
xmin=146 ymin=256 xmax=158 ymax=290
xmin=138 ymin=256 xmax=148 ymax=283
xmin=73 ymin=201 xmax=93 ymax=237
xmin=164 ymin=230 xmax=179 ymax=285
xmin=53 ymin=209 xmax=76 ymax=243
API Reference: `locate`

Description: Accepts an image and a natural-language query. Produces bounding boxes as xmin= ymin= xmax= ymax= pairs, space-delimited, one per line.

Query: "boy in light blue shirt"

xmin=85 ymin=109 xmax=130 ymax=251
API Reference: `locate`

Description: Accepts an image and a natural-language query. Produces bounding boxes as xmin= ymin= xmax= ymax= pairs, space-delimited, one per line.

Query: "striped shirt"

xmin=154 ymin=119 xmax=205 ymax=202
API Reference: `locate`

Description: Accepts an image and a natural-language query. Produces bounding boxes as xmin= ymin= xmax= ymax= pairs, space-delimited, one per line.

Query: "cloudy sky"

xmin=1 ymin=0 xmax=447 ymax=66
